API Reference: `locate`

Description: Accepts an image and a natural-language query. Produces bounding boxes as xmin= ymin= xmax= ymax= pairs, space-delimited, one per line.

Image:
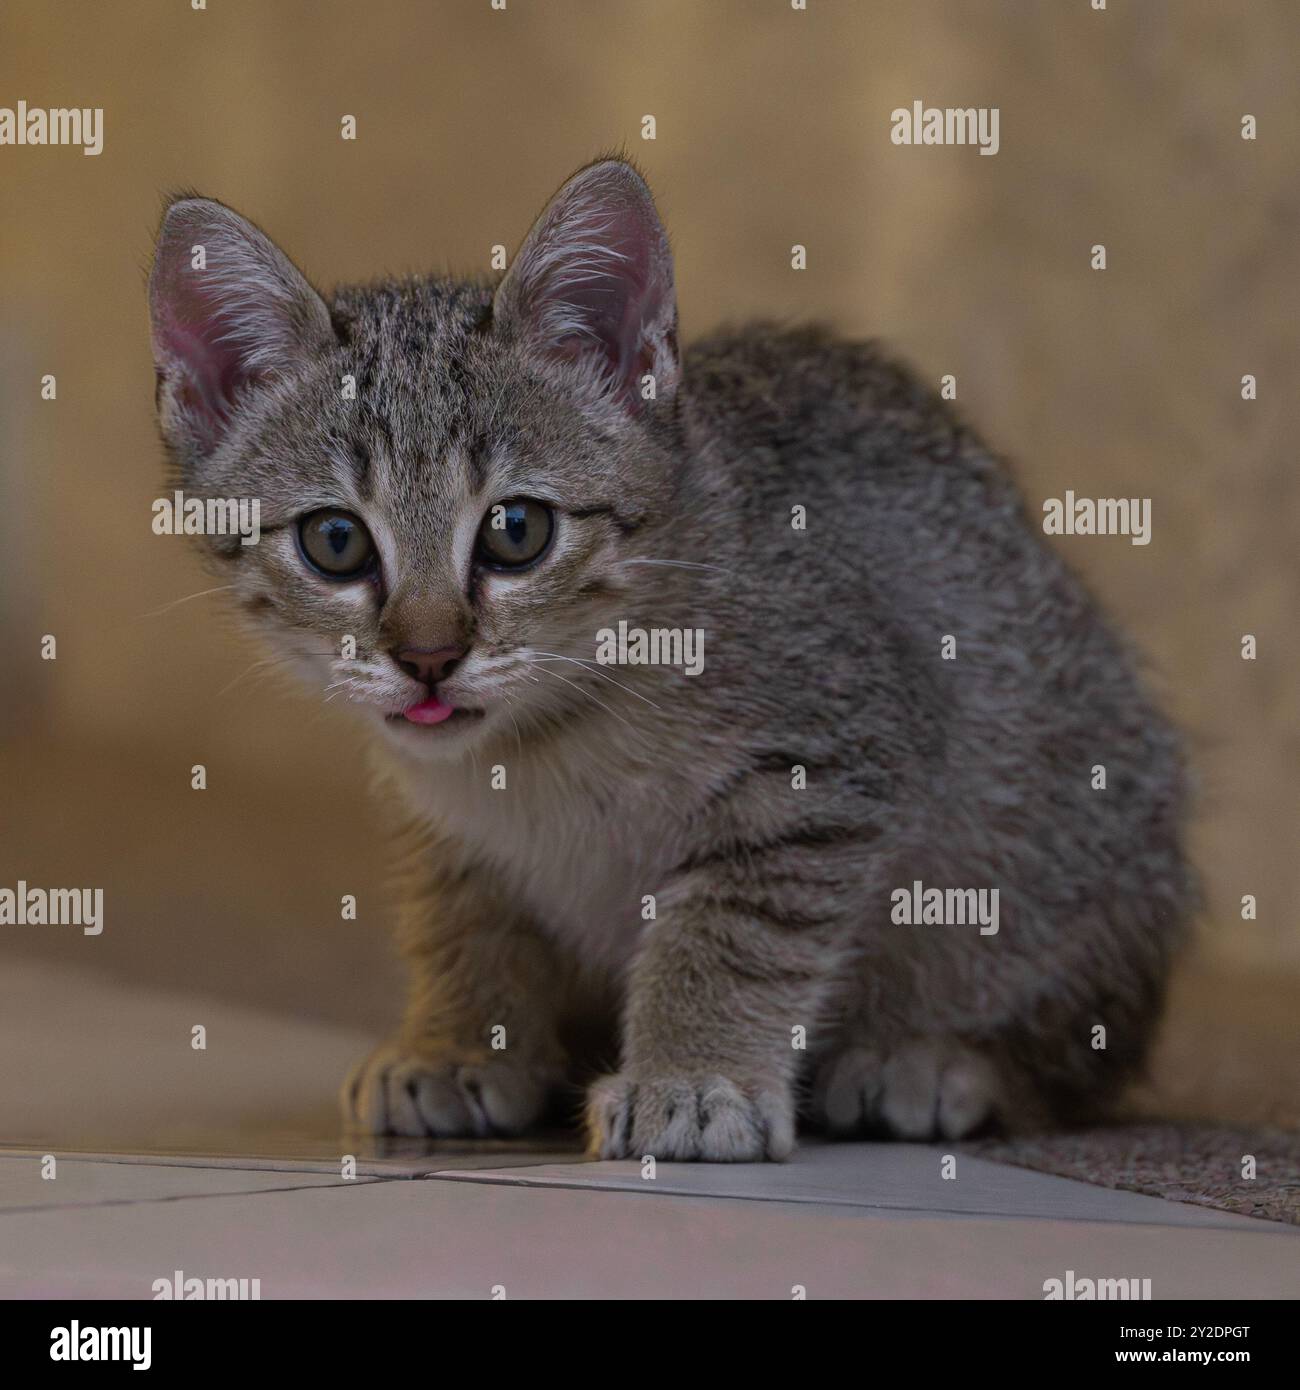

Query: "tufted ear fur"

xmin=493 ymin=159 xmax=679 ymax=415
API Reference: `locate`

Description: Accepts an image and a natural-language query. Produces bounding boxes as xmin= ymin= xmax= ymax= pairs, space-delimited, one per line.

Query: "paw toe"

xmin=814 ymin=1039 xmax=1001 ymax=1141
xmin=586 ymin=1073 xmax=791 ymax=1162
xmin=342 ymin=1043 xmax=550 ymax=1138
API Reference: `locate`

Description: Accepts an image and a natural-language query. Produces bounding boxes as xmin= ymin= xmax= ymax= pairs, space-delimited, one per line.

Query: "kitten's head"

xmin=149 ymin=159 xmax=681 ymax=759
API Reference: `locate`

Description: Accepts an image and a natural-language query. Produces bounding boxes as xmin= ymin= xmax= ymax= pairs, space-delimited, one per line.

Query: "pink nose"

xmin=395 ymin=646 xmax=464 ymax=687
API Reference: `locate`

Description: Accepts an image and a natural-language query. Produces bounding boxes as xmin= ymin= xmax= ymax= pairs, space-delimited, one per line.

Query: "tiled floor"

xmin=2 ymin=1139 xmax=1297 ymax=1299
xmin=3 ymin=959 xmax=1297 ymax=1299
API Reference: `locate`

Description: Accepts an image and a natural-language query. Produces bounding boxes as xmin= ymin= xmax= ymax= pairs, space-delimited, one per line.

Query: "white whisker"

xmin=531 ymin=663 xmax=634 ymax=730
xmin=529 ymin=651 xmax=660 ymax=709
xmin=621 ymin=559 xmax=728 ymax=574
xmin=501 ymin=691 xmax=525 ymax=758
xmin=136 ymin=584 xmax=238 ymax=620
xmin=216 ymin=656 xmax=281 ymax=699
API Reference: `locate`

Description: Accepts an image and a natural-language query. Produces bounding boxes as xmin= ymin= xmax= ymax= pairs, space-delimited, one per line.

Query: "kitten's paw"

xmin=812 ymin=1040 xmax=1000 ymax=1140
xmin=342 ymin=1041 xmax=554 ymax=1138
xmin=585 ymin=1072 xmax=794 ymax=1162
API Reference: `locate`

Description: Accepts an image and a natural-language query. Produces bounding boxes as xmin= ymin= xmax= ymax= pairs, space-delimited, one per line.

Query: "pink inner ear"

xmin=561 ymin=211 xmax=654 ymax=385
xmin=153 ymin=253 xmax=259 ymax=447
xmin=523 ymin=191 xmax=670 ymax=411
xmin=151 ymin=198 xmax=335 ymax=454
xmin=159 ymin=315 xmax=249 ymax=442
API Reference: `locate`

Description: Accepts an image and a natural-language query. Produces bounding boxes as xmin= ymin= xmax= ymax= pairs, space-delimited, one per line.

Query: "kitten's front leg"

xmin=343 ymin=850 xmax=570 ymax=1138
xmin=587 ymin=869 xmax=841 ymax=1162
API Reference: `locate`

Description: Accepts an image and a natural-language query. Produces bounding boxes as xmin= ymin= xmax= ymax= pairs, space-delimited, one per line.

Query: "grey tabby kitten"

xmin=149 ymin=158 xmax=1193 ymax=1160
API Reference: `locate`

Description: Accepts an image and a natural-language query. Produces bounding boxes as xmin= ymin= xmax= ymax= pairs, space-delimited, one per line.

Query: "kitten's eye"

xmin=297 ymin=509 xmax=376 ymax=579
xmin=477 ymin=499 xmax=554 ymax=570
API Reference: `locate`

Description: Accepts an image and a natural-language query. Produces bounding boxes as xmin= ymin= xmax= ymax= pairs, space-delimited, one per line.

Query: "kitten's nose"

xmin=395 ymin=646 xmax=465 ymax=688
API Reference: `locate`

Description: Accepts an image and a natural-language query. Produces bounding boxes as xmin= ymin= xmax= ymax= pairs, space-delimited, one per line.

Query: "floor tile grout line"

xmin=0 ymin=1152 xmax=593 ymax=1179
xmin=0 ymin=1148 xmax=589 ymax=1177
xmin=416 ymin=1171 xmax=1297 ymax=1231
xmin=0 ymin=1153 xmax=429 ymax=1178
xmin=1 ymin=1166 xmax=1292 ymax=1233
xmin=3 ymin=1174 xmax=1283 ymax=1233
xmin=4 ymin=1152 xmax=1291 ymax=1232
xmin=0 ymin=1175 xmax=407 ymax=1218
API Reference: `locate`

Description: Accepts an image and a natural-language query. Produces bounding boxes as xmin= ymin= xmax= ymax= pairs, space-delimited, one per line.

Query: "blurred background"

xmin=0 ymin=0 xmax=1296 ymax=1145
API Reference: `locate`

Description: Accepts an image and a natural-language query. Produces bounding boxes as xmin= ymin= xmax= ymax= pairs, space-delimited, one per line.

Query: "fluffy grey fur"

xmin=149 ymin=158 xmax=1194 ymax=1160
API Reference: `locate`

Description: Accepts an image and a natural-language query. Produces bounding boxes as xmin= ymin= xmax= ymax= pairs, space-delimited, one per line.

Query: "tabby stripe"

xmin=674 ymin=822 xmax=882 ymax=877
xmin=708 ymin=893 xmax=835 ymax=934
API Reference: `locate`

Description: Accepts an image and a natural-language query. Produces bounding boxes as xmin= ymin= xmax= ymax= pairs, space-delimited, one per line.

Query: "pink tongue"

xmin=403 ymin=696 xmax=455 ymax=725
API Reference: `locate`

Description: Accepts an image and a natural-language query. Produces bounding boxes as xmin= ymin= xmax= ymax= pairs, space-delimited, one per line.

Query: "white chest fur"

xmin=389 ymin=741 xmax=689 ymax=978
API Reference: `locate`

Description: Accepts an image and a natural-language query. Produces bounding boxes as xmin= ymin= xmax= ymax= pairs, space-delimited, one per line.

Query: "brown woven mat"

xmin=969 ymin=1124 xmax=1300 ymax=1226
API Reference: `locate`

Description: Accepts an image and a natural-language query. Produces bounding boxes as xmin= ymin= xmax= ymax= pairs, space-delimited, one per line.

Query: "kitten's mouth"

xmin=386 ymin=695 xmax=485 ymax=729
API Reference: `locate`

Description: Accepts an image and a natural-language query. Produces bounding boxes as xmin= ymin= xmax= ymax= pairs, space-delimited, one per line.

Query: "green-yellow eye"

xmin=297 ymin=509 xmax=376 ymax=579
xmin=477 ymin=499 xmax=554 ymax=569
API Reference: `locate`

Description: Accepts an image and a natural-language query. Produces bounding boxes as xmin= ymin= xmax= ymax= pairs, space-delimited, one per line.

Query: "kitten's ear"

xmin=149 ymin=197 xmax=335 ymax=458
xmin=494 ymin=159 xmax=679 ymax=414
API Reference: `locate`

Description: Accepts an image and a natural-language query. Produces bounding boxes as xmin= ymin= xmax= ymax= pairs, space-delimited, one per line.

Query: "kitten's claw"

xmin=812 ymin=1040 xmax=1001 ymax=1140
xmin=342 ymin=1042 xmax=553 ymax=1138
xmin=585 ymin=1072 xmax=794 ymax=1162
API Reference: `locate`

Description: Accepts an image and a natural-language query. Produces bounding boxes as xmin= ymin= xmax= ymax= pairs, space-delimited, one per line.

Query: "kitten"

xmin=149 ymin=158 xmax=1193 ymax=1160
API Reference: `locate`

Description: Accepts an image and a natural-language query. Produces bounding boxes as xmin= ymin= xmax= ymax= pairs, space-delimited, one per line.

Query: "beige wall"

xmin=1 ymin=0 xmax=1296 ymax=1032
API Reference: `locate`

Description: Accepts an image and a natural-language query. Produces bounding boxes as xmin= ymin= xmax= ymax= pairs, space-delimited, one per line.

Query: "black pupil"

xmin=325 ymin=518 xmax=352 ymax=555
xmin=504 ymin=509 xmax=528 ymax=546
